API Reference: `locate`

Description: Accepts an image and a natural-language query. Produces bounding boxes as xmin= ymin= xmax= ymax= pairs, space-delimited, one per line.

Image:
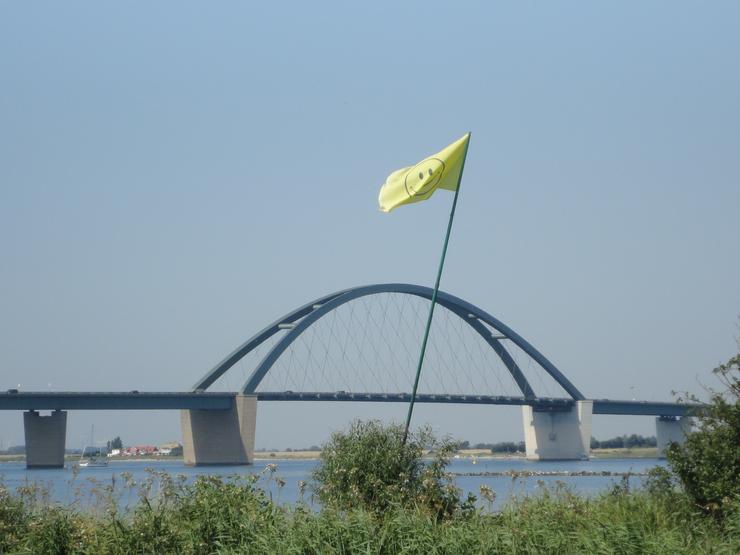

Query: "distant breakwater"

xmin=453 ymin=470 xmax=649 ymax=478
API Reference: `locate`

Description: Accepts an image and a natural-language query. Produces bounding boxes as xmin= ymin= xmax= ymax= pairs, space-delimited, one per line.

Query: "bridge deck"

xmin=0 ymin=392 xmax=236 ymax=410
xmin=258 ymin=392 xmax=699 ymax=416
xmin=0 ymin=391 xmax=700 ymax=416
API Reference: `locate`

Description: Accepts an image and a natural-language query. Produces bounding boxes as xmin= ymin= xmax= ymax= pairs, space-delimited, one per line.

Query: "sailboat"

xmin=78 ymin=424 xmax=108 ymax=468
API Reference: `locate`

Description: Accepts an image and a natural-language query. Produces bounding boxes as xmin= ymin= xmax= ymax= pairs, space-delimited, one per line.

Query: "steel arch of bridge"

xmin=192 ymin=283 xmax=585 ymax=401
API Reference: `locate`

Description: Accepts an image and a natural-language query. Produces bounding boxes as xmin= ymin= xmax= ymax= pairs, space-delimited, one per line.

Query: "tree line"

xmin=455 ymin=434 xmax=657 ymax=454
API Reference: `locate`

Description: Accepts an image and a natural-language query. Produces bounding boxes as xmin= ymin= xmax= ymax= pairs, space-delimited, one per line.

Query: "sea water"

xmin=0 ymin=457 xmax=665 ymax=512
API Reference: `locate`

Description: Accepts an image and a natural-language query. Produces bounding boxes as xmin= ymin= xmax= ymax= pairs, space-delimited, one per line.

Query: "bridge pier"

xmin=656 ymin=416 xmax=692 ymax=457
xmin=181 ymin=394 xmax=256 ymax=465
xmin=522 ymin=400 xmax=593 ymax=460
xmin=23 ymin=410 xmax=67 ymax=468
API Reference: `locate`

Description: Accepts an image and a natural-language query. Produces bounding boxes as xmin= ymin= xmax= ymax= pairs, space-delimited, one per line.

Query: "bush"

xmin=0 ymin=486 xmax=29 ymax=552
xmin=667 ymin=350 xmax=740 ymax=515
xmin=312 ymin=420 xmax=474 ymax=519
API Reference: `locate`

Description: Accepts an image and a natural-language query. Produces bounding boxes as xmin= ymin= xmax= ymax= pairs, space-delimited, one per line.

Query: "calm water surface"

xmin=0 ymin=457 xmax=665 ymax=511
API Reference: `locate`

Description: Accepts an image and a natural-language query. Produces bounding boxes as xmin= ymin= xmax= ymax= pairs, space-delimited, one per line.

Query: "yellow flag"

xmin=378 ymin=133 xmax=470 ymax=213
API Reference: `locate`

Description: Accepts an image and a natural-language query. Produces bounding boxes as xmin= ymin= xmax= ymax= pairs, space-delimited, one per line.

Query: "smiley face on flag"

xmin=378 ymin=133 xmax=470 ymax=213
xmin=404 ymin=158 xmax=446 ymax=198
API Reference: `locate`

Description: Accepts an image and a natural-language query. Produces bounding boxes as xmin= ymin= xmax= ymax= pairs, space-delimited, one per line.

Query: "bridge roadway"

xmin=0 ymin=391 xmax=698 ymax=417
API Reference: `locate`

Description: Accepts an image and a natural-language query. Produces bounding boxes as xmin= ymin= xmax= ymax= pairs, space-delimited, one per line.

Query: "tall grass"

xmin=0 ymin=471 xmax=737 ymax=554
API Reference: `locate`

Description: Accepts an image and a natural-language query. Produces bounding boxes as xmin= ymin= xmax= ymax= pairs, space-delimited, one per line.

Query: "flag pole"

xmin=403 ymin=133 xmax=471 ymax=444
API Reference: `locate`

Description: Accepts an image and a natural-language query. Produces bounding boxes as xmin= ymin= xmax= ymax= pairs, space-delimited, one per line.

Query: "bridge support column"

xmin=522 ymin=400 xmax=592 ymax=460
xmin=656 ymin=416 xmax=692 ymax=458
xmin=23 ymin=410 xmax=67 ymax=469
xmin=181 ymin=394 xmax=256 ymax=466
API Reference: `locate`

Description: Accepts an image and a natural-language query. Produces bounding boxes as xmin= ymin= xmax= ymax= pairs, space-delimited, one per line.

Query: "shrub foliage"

xmin=312 ymin=420 xmax=473 ymax=518
xmin=667 ymin=350 xmax=740 ymax=514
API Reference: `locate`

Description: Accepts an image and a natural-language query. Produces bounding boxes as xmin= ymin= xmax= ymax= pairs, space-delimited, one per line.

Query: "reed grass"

xmin=0 ymin=470 xmax=737 ymax=554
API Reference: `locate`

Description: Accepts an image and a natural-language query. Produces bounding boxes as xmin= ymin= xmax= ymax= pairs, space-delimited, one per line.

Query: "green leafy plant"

xmin=0 ymin=486 xmax=29 ymax=552
xmin=312 ymin=419 xmax=474 ymax=519
xmin=667 ymin=346 xmax=740 ymax=515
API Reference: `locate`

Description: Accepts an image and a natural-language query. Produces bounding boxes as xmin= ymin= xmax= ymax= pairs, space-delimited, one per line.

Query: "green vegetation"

xmin=487 ymin=441 xmax=524 ymax=454
xmin=456 ymin=434 xmax=657 ymax=455
xmin=0 ymin=471 xmax=738 ymax=554
xmin=666 ymin=349 xmax=740 ymax=516
xmin=106 ymin=436 xmax=123 ymax=452
xmin=455 ymin=440 xmax=526 ymax=452
xmin=313 ymin=420 xmax=474 ymax=519
xmin=590 ymin=434 xmax=657 ymax=449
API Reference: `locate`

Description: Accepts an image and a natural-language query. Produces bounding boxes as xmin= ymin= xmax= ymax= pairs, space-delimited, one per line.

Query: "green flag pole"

xmin=402 ymin=133 xmax=471 ymax=444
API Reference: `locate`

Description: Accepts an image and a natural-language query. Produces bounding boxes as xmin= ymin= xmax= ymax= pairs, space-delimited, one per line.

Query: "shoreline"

xmin=1 ymin=447 xmax=660 ymax=465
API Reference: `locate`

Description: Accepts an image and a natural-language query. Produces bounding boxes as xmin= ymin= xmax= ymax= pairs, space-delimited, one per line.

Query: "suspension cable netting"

xmin=209 ymin=293 xmax=570 ymax=398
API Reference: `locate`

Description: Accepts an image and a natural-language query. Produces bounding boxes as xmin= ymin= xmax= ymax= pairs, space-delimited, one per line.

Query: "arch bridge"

xmin=181 ymin=283 xmax=694 ymax=465
xmin=2 ymin=283 xmax=696 ymax=467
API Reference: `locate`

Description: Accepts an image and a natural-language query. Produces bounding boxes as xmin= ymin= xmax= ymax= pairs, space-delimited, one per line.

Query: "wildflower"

xmin=479 ymin=484 xmax=496 ymax=503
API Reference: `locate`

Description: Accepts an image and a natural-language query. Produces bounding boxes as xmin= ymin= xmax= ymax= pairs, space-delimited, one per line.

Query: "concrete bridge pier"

xmin=522 ymin=400 xmax=593 ymax=460
xmin=181 ymin=394 xmax=257 ymax=465
xmin=23 ymin=410 xmax=67 ymax=468
xmin=656 ymin=415 xmax=692 ymax=457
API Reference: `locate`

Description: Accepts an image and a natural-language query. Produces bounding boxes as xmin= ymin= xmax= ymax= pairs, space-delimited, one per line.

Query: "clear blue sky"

xmin=1 ymin=2 xmax=738 ymax=449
